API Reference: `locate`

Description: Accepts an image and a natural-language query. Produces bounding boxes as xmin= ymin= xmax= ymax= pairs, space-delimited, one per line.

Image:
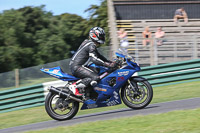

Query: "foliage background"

xmin=0 ymin=0 xmax=108 ymax=73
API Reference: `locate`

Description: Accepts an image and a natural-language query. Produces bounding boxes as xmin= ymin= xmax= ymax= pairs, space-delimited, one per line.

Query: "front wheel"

xmin=45 ymin=92 xmax=79 ymax=121
xmin=121 ymin=79 xmax=153 ymax=109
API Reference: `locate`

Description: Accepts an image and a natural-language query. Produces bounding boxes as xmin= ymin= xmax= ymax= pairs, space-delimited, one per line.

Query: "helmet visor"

xmin=98 ymin=33 xmax=105 ymax=42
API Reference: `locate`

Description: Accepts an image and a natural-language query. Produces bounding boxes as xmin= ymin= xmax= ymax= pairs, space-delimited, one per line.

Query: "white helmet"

xmin=89 ymin=27 xmax=105 ymax=44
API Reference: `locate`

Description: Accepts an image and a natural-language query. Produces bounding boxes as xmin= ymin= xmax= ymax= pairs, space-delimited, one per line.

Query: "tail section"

xmin=40 ymin=66 xmax=79 ymax=81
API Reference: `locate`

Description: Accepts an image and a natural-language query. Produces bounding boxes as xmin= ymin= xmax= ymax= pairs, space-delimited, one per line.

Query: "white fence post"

xmin=154 ymin=38 xmax=158 ymax=65
xmin=15 ymin=69 xmax=19 ymax=88
xmin=107 ymin=0 xmax=119 ymax=59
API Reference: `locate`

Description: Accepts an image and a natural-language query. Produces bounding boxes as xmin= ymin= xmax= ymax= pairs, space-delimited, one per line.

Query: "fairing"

xmin=40 ymin=66 xmax=79 ymax=81
xmin=41 ymin=49 xmax=141 ymax=110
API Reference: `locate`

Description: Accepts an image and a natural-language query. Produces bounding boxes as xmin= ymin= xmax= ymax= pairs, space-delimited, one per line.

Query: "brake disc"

xmin=127 ymin=85 xmax=146 ymax=102
xmin=133 ymin=86 xmax=146 ymax=102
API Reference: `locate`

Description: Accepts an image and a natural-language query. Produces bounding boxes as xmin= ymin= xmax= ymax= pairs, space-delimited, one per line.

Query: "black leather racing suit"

xmin=69 ymin=39 xmax=110 ymax=86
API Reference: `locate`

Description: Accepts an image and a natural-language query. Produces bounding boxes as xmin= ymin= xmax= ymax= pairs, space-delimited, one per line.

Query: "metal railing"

xmin=138 ymin=58 xmax=200 ymax=87
xmin=129 ymin=35 xmax=200 ymax=67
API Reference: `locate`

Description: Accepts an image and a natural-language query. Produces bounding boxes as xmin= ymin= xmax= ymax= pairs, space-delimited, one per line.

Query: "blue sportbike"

xmin=40 ymin=49 xmax=153 ymax=121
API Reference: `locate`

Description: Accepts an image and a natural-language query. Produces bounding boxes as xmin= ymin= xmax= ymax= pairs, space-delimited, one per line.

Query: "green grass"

xmin=0 ymin=80 xmax=200 ymax=129
xmin=25 ymin=108 xmax=200 ymax=133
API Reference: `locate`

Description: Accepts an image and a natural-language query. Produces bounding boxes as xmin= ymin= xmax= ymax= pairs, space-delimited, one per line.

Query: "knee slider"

xmin=90 ymin=76 xmax=100 ymax=86
xmin=90 ymin=81 xmax=97 ymax=86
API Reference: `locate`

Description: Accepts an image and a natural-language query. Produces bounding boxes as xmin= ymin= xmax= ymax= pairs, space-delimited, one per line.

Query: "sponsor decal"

xmin=113 ymin=91 xmax=119 ymax=99
xmin=44 ymin=69 xmax=49 ymax=71
xmin=50 ymin=74 xmax=60 ymax=78
xmin=107 ymin=100 xmax=119 ymax=106
xmin=118 ymin=71 xmax=129 ymax=76
xmin=117 ymin=77 xmax=124 ymax=81
xmin=107 ymin=91 xmax=119 ymax=106
xmin=100 ymin=72 xmax=108 ymax=79
xmin=52 ymin=69 xmax=59 ymax=74
xmin=94 ymin=87 xmax=107 ymax=92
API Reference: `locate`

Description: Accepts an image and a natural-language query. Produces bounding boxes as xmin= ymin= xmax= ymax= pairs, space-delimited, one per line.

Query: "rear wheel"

xmin=45 ymin=92 xmax=79 ymax=121
xmin=121 ymin=79 xmax=153 ymax=109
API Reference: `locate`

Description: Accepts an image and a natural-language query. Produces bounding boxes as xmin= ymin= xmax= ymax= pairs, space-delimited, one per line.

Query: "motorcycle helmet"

xmin=89 ymin=27 xmax=105 ymax=44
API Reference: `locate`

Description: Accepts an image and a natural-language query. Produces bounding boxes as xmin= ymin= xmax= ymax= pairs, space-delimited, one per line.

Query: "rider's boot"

xmin=69 ymin=82 xmax=86 ymax=97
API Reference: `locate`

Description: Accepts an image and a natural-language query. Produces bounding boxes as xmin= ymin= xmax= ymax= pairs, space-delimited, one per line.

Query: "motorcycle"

xmin=40 ymin=49 xmax=153 ymax=121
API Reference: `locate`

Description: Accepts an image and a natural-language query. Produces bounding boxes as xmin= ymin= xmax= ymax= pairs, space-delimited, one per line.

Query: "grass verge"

xmin=0 ymin=80 xmax=200 ymax=129
xmin=25 ymin=108 xmax=200 ymax=133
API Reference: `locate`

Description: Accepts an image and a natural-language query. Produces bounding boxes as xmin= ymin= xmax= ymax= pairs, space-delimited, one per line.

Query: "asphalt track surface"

xmin=1 ymin=97 xmax=200 ymax=133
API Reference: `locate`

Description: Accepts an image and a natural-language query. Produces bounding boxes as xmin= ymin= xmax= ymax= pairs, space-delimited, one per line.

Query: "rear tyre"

xmin=121 ymin=79 xmax=153 ymax=109
xmin=45 ymin=92 xmax=79 ymax=121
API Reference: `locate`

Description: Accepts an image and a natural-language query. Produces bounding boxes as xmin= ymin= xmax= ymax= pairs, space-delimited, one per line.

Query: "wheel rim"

xmin=124 ymin=81 xmax=150 ymax=107
xmin=48 ymin=94 xmax=76 ymax=118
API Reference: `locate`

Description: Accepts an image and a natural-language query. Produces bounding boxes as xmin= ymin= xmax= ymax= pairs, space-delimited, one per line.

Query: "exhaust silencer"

xmin=48 ymin=86 xmax=83 ymax=103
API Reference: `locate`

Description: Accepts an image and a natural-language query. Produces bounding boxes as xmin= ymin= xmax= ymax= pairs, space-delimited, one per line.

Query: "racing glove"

xmin=104 ymin=62 xmax=116 ymax=68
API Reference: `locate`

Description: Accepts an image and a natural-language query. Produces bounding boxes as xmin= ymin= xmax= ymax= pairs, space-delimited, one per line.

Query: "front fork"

xmin=127 ymin=79 xmax=140 ymax=94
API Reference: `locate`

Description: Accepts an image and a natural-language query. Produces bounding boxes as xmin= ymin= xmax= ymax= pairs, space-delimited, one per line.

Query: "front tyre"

xmin=121 ymin=79 xmax=153 ymax=109
xmin=45 ymin=92 xmax=79 ymax=121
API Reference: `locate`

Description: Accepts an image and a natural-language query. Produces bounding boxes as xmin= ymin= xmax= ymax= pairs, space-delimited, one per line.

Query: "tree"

xmin=58 ymin=13 xmax=88 ymax=53
xmin=0 ymin=0 xmax=109 ymax=72
xmin=0 ymin=9 xmax=32 ymax=72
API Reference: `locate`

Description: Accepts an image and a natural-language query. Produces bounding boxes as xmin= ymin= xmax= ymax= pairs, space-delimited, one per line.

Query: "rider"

xmin=69 ymin=27 xmax=115 ymax=96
